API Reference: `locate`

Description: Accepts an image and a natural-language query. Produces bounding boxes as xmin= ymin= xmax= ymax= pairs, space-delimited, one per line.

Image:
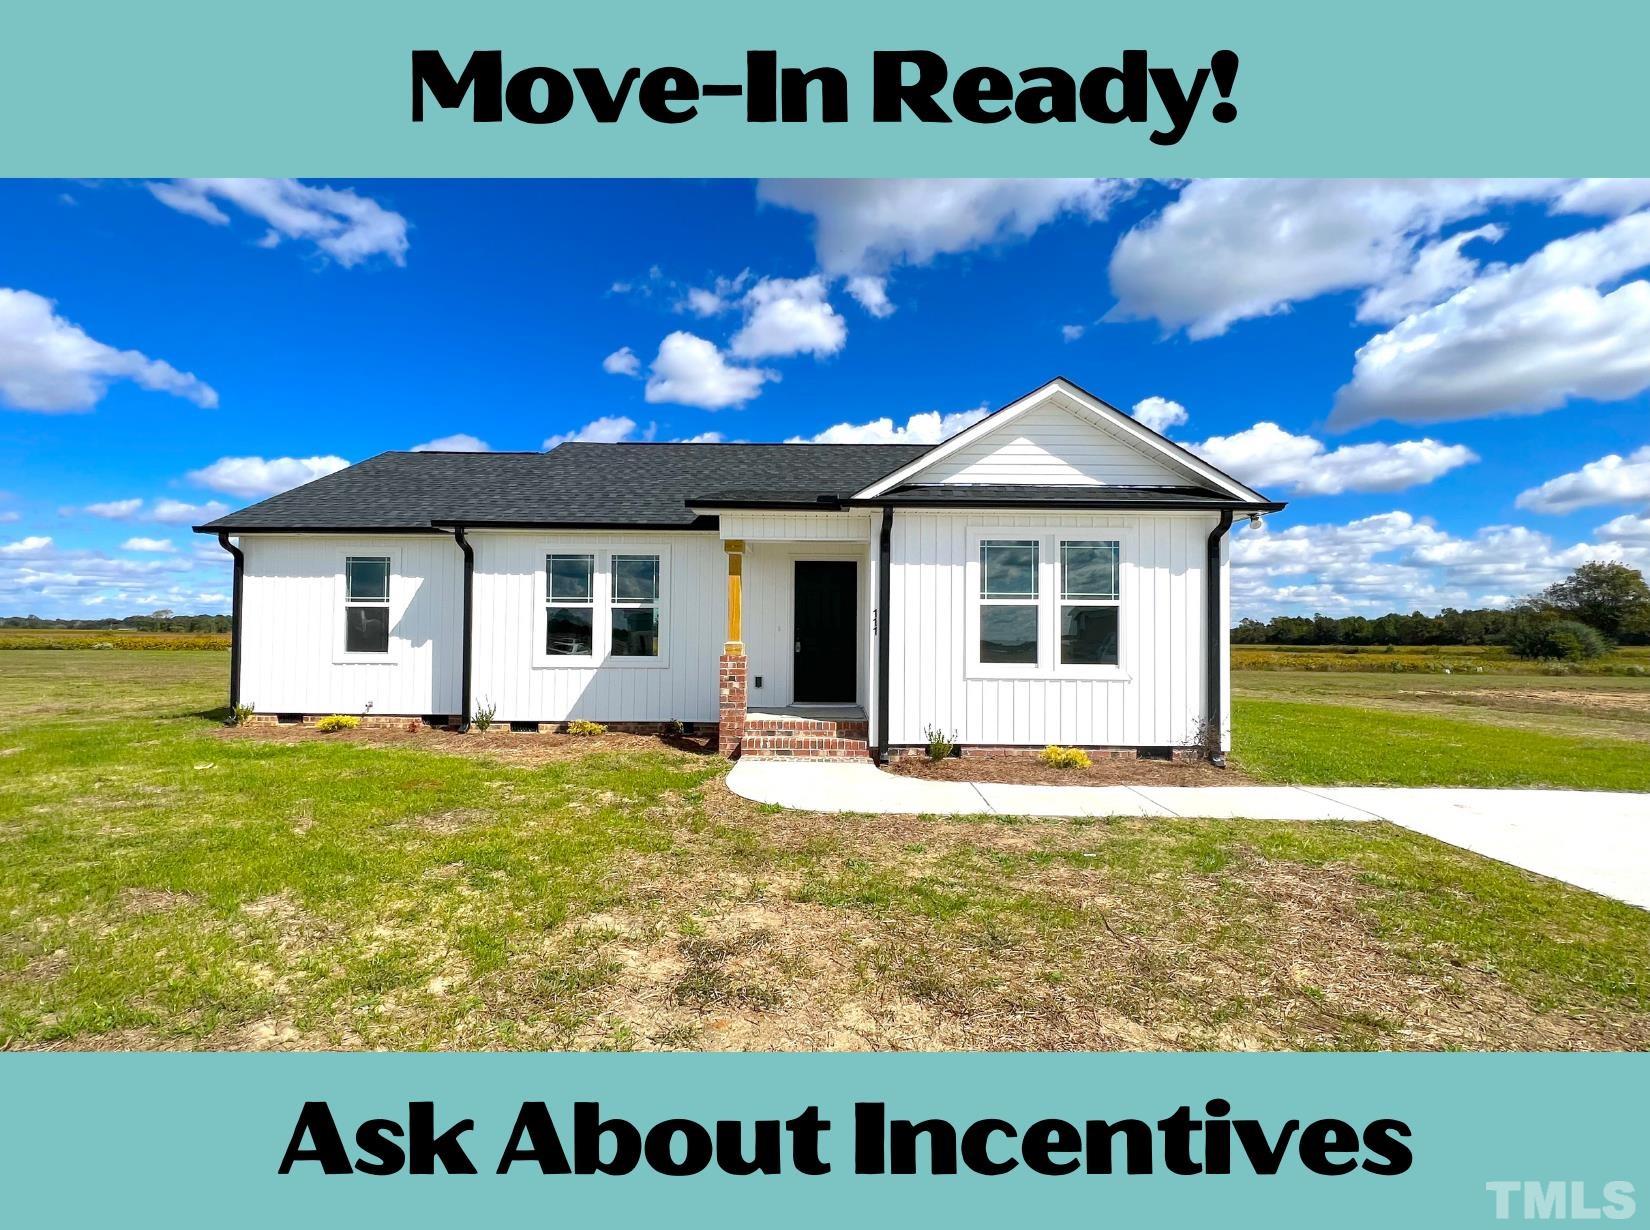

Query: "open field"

xmin=1234 ymin=643 xmax=1650 ymax=677
xmin=2 ymin=649 xmax=1647 ymax=1052
xmin=0 ymin=629 xmax=230 ymax=651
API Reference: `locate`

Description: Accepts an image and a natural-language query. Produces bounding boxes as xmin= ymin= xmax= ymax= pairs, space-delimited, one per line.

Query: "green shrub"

xmin=1040 ymin=745 xmax=1091 ymax=769
xmin=923 ymin=725 xmax=957 ymax=761
xmin=314 ymin=714 xmax=360 ymax=732
xmin=567 ymin=720 xmax=606 ymax=736
xmin=228 ymin=702 xmax=256 ymax=727
xmin=661 ymin=718 xmax=686 ymax=737
xmin=1505 ymin=618 xmax=1610 ymax=662
xmin=471 ymin=698 xmax=496 ymax=732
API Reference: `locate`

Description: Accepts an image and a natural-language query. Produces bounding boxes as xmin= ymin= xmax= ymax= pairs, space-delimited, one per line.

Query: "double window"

xmin=971 ymin=532 xmax=1123 ymax=676
xmin=539 ymin=548 xmax=665 ymax=666
xmin=343 ymin=556 xmax=391 ymax=654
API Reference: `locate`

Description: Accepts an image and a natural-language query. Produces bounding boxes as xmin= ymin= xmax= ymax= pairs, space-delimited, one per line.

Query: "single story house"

xmin=197 ymin=378 xmax=1283 ymax=762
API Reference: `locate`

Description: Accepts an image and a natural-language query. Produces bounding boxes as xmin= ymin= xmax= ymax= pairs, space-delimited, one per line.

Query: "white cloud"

xmin=1129 ymin=396 xmax=1187 ymax=435
xmin=728 ymin=276 xmax=846 ymax=360
xmin=186 ymin=455 xmax=350 ymax=500
xmin=1061 ymin=324 xmax=1086 ymax=342
xmin=787 ymin=405 xmax=988 ymax=445
xmin=1516 ymin=445 xmax=1650 ymax=514
xmin=0 ymin=534 xmax=223 ymax=617
xmin=1552 ymin=179 xmax=1650 ymax=217
xmin=148 ymin=179 xmax=409 ymax=267
xmin=1191 ymin=423 xmax=1477 ymax=495
xmin=602 ymin=346 xmax=641 ymax=377
xmin=0 ymin=511 xmax=17 ymax=523
xmin=1107 ymin=179 xmax=1557 ymax=339
xmin=679 ymin=271 xmax=751 ymax=317
xmin=1355 ymin=224 xmax=1505 ymax=324
xmin=644 ymin=331 xmax=774 ymax=410
xmin=1331 ymin=210 xmax=1650 ymax=428
xmin=1598 ymin=512 xmax=1650 ymax=543
xmin=543 ymin=415 xmax=652 ymax=450
xmin=149 ymin=499 xmax=229 ymax=525
xmin=846 ymin=275 xmax=894 ymax=318
xmin=1230 ymin=508 xmax=1649 ymax=618
xmin=412 ymin=433 xmax=490 ymax=452
xmin=121 ymin=537 xmax=176 ymax=552
xmin=675 ymin=431 xmax=725 ymax=444
xmin=0 ymin=288 xmax=218 ymax=413
xmin=759 ymin=179 xmax=1132 ymax=279
xmin=83 ymin=498 xmax=144 ymax=520
xmin=1 ymin=535 xmax=51 ymax=555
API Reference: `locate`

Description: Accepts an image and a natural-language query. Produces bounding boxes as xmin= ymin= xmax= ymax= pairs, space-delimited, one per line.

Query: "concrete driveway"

xmin=727 ymin=761 xmax=1650 ymax=910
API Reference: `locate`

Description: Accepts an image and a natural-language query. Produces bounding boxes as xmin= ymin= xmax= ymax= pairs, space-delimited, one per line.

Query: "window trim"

xmin=964 ymin=528 xmax=1131 ymax=681
xmin=532 ymin=542 xmax=670 ymax=670
xmin=1056 ymin=536 xmax=1123 ymax=670
xmin=333 ymin=548 xmax=401 ymax=665
xmin=543 ymin=551 xmax=598 ymax=665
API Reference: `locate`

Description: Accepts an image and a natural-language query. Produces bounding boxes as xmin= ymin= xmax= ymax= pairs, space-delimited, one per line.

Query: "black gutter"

xmin=192 ymin=524 xmax=446 ymax=536
xmin=875 ymin=507 xmax=893 ymax=764
xmin=216 ymin=532 xmax=244 ymax=720
xmin=1205 ymin=511 xmax=1236 ymax=768
xmin=452 ymin=526 xmax=475 ymax=731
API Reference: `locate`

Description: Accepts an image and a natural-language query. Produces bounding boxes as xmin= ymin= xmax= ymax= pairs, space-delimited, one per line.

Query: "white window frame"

xmin=333 ymin=547 xmax=401 ymax=665
xmin=964 ymin=528 xmax=1130 ymax=682
xmin=1056 ymin=536 xmax=1123 ymax=673
xmin=532 ymin=542 xmax=670 ymax=670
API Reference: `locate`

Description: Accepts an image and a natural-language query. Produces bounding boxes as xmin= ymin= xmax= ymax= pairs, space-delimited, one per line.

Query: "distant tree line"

xmin=0 ymin=610 xmax=231 ymax=633
xmin=1234 ymin=562 xmax=1650 ymax=656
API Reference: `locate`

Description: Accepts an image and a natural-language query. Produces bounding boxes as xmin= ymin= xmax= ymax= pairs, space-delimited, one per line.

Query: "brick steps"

xmin=740 ymin=714 xmax=871 ymax=761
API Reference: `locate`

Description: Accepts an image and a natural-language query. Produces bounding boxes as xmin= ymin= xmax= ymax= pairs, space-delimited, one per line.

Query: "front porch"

xmin=712 ymin=512 xmax=879 ymax=761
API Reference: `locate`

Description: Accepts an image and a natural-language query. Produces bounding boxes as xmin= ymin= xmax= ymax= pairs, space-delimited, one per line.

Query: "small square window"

xmin=613 ymin=555 xmax=659 ymax=603
xmin=345 ymin=604 xmax=389 ymax=654
xmin=981 ymin=540 xmax=1039 ymax=598
xmin=547 ymin=606 xmax=594 ymax=656
xmin=548 ymin=554 xmax=594 ymax=602
xmin=1061 ymin=605 xmax=1119 ymax=666
xmin=346 ymin=556 xmax=389 ymax=602
xmin=981 ymin=605 xmax=1039 ymax=664
xmin=611 ymin=606 xmax=659 ymax=657
xmin=1061 ymin=542 xmax=1119 ymax=601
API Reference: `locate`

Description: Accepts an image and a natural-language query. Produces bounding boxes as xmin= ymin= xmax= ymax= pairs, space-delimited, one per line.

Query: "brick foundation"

xmin=717 ymin=651 xmax=748 ymax=759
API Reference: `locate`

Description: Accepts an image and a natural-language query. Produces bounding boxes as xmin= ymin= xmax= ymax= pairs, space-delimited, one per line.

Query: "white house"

xmin=197 ymin=378 xmax=1283 ymax=763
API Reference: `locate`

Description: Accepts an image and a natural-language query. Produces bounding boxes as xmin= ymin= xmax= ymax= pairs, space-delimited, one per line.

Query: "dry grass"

xmin=890 ymin=755 xmax=1246 ymax=787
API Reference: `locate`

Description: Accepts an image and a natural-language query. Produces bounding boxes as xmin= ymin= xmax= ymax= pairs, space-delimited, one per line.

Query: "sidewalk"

xmin=726 ymin=760 xmax=1650 ymax=910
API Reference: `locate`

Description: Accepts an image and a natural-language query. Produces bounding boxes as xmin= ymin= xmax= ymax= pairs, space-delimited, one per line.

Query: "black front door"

xmin=793 ymin=561 xmax=856 ymax=704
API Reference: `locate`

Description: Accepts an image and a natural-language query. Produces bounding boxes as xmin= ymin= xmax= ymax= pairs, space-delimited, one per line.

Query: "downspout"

xmin=1205 ymin=511 xmax=1235 ymax=768
xmin=875 ymin=507 xmax=893 ymax=764
xmin=453 ymin=526 xmax=475 ymax=731
xmin=217 ymin=532 xmax=244 ymax=720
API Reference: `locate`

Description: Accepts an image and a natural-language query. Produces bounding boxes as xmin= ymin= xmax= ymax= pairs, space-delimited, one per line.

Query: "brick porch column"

xmin=717 ymin=539 xmax=747 ymax=758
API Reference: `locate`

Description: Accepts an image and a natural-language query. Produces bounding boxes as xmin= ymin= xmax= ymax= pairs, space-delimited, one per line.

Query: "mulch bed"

xmin=216 ymin=723 xmax=717 ymax=766
xmin=888 ymin=753 xmax=1250 ymax=787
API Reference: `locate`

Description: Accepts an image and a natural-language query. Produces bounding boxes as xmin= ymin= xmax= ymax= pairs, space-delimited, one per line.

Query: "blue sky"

xmin=3 ymin=177 xmax=1649 ymax=619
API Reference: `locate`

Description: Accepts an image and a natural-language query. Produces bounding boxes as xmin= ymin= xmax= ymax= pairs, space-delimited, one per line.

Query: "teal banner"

xmin=1 ymin=1053 xmax=1643 ymax=1225
xmin=0 ymin=0 xmax=1646 ymax=175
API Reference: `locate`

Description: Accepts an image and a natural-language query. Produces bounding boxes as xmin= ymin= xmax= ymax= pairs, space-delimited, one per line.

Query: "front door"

xmin=792 ymin=561 xmax=856 ymax=704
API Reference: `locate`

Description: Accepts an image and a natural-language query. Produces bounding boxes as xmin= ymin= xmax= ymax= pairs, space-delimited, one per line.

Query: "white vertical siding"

xmin=886 ymin=510 xmax=1218 ymax=748
xmin=920 ymin=402 xmax=1186 ymax=487
xmin=718 ymin=511 xmax=873 ymax=541
xmin=469 ymin=531 xmax=722 ymax=723
xmin=741 ymin=541 xmax=870 ymax=708
xmin=239 ymin=534 xmax=462 ymax=716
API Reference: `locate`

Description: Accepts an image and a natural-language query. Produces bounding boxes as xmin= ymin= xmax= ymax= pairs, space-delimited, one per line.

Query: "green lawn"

xmin=3 ymin=650 xmax=1648 ymax=1052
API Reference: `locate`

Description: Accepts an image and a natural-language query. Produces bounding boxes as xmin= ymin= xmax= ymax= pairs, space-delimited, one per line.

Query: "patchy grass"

xmin=2 ymin=650 xmax=1648 ymax=1051
xmin=1234 ymin=643 xmax=1650 ymax=677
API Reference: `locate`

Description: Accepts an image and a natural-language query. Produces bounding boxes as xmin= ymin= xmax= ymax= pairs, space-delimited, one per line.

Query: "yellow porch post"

xmin=723 ymin=538 xmax=745 ymax=652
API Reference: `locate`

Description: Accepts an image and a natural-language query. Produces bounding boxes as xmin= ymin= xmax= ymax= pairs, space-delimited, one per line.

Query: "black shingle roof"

xmin=195 ymin=444 xmax=935 ymax=532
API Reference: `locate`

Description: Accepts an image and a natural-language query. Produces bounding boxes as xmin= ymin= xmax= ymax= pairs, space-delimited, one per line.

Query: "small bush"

xmin=567 ymin=720 xmax=606 ymax=736
xmin=90 ymin=641 xmax=114 ymax=650
xmin=923 ymin=725 xmax=957 ymax=761
xmin=228 ymin=702 xmax=256 ymax=727
xmin=314 ymin=714 xmax=360 ymax=732
xmin=1041 ymin=745 xmax=1091 ymax=769
xmin=661 ymin=718 xmax=686 ymax=737
xmin=471 ymin=698 xmax=496 ymax=732
xmin=1506 ymin=618 xmax=1610 ymax=662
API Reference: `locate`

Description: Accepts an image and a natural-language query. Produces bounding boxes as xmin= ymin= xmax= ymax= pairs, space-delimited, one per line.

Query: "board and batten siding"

xmin=468 ymin=530 xmax=723 ymax=723
xmin=886 ymin=509 xmax=1226 ymax=749
xmin=919 ymin=401 xmax=1189 ymax=487
xmin=237 ymin=534 xmax=463 ymax=717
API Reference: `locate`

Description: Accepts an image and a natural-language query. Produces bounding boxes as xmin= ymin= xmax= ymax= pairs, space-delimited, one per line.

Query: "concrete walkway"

xmin=726 ymin=761 xmax=1650 ymax=910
